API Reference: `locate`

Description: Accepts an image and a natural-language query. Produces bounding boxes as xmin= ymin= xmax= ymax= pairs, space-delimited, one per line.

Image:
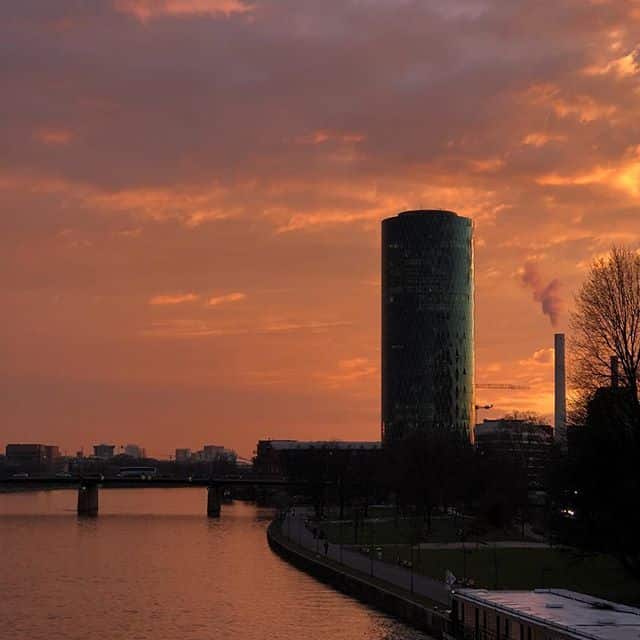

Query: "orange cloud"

xmin=537 ymin=166 xmax=615 ymax=187
xmin=296 ymin=130 xmax=366 ymax=145
xmin=0 ymin=171 xmax=237 ymax=227
xmin=141 ymin=318 xmax=352 ymax=339
xmin=207 ymin=292 xmax=246 ymax=306
xmin=537 ymin=147 xmax=640 ymax=197
xmin=471 ymin=157 xmax=504 ymax=173
xmin=519 ymin=348 xmax=554 ymax=367
xmin=553 ymin=95 xmax=617 ymax=123
xmin=149 ymin=293 xmax=200 ymax=305
xmin=258 ymin=320 xmax=351 ymax=334
xmin=523 ymin=83 xmax=619 ymax=123
xmin=616 ymin=155 xmax=640 ymax=196
xmin=115 ymin=0 xmax=251 ymax=20
xmin=583 ymin=49 xmax=640 ymax=78
xmin=116 ymin=227 xmax=143 ymax=238
xmin=522 ymin=132 xmax=567 ymax=147
xmin=319 ymin=357 xmax=378 ymax=388
xmin=33 ymin=128 xmax=74 ymax=146
xmin=91 ymin=186 xmax=235 ymax=224
xmin=275 ymin=210 xmax=379 ymax=234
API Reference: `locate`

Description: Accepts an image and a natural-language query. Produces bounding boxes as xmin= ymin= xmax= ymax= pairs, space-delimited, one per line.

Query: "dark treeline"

xmin=281 ymin=430 xmax=531 ymax=536
xmin=559 ymin=388 xmax=640 ymax=578
xmin=280 ymin=395 xmax=640 ymax=579
xmin=562 ymin=245 xmax=640 ymax=578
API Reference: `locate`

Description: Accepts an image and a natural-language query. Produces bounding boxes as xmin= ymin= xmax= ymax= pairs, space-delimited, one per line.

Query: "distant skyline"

xmin=2 ymin=1 xmax=639 ymax=458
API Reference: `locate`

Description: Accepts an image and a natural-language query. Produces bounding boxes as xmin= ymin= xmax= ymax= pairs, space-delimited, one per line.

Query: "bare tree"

xmin=567 ymin=246 xmax=640 ymax=577
xmin=570 ymin=246 xmax=640 ymax=402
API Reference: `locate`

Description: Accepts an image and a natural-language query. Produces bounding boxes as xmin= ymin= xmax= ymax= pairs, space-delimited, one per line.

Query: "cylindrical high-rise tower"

xmin=381 ymin=210 xmax=474 ymax=444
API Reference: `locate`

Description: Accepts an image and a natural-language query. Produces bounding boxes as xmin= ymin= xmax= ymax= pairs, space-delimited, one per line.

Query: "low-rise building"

xmin=6 ymin=443 xmax=60 ymax=467
xmin=175 ymin=448 xmax=191 ymax=463
xmin=202 ymin=445 xmax=225 ymax=461
xmin=254 ymin=439 xmax=381 ymax=476
xmin=7 ymin=443 xmax=44 ymax=465
xmin=124 ymin=444 xmax=145 ymax=459
xmin=191 ymin=445 xmax=235 ymax=462
xmin=93 ymin=444 xmax=115 ymax=459
xmin=474 ymin=419 xmax=553 ymax=489
xmin=450 ymin=588 xmax=640 ymax=640
xmin=45 ymin=445 xmax=60 ymax=462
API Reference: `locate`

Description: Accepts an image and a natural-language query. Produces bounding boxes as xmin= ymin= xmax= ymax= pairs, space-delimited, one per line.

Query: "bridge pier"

xmin=207 ymin=485 xmax=222 ymax=517
xmin=77 ymin=483 xmax=99 ymax=516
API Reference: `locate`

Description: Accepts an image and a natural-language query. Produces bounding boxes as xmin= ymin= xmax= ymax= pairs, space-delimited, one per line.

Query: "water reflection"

xmin=0 ymin=489 xmax=431 ymax=640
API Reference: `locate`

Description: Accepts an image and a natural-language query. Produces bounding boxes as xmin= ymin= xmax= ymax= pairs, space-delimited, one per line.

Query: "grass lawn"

xmin=316 ymin=514 xmax=640 ymax=605
xmin=321 ymin=515 xmax=532 ymax=545
xmin=379 ymin=545 xmax=640 ymax=606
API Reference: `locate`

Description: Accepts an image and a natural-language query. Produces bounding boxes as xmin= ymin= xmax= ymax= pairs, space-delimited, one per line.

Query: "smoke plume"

xmin=520 ymin=262 xmax=563 ymax=327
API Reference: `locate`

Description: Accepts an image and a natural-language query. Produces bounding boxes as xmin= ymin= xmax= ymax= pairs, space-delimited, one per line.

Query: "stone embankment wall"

xmin=267 ymin=520 xmax=450 ymax=638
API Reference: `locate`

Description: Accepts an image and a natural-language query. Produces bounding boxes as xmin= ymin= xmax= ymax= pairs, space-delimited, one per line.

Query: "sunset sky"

xmin=2 ymin=0 xmax=639 ymax=458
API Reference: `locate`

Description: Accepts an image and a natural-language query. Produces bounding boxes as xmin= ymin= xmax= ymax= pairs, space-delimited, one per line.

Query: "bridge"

xmin=0 ymin=476 xmax=305 ymax=517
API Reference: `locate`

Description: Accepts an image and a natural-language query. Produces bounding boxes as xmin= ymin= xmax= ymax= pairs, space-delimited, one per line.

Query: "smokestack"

xmin=554 ymin=333 xmax=567 ymax=451
xmin=610 ymin=355 xmax=619 ymax=388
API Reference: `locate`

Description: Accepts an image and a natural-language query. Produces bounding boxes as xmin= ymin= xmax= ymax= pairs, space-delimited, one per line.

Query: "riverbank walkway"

xmin=281 ymin=509 xmax=450 ymax=605
xmin=416 ymin=541 xmax=558 ymax=550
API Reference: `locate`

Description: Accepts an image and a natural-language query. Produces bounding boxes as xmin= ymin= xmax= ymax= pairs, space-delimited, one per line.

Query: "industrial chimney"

xmin=610 ymin=355 xmax=619 ymax=388
xmin=554 ymin=333 xmax=567 ymax=450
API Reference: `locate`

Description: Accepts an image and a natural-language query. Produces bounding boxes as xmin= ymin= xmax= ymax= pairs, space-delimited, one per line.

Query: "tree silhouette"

xmin=570 ymin=245 xmax=640 ymax=405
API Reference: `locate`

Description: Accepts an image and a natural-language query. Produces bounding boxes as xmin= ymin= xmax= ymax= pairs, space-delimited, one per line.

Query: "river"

xmin=0 ymin=488 xmax=431 ymax=640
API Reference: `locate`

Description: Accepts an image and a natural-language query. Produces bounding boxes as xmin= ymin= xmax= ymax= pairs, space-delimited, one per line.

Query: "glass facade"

xmin=381 ymin=210 xmax=474 ymax=444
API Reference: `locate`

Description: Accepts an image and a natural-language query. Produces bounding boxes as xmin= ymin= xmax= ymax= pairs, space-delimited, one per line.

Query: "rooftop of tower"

xmin=397 ymin=209 xmax=458 ymax=217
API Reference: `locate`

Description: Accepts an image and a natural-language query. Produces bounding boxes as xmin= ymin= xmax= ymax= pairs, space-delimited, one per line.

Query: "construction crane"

xmin=476 ymin=383 xmax=531 ymax=390
xmin=475 ymin=384 xmax=531 ymax=418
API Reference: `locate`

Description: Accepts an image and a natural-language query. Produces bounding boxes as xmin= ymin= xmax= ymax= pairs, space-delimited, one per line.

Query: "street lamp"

xmin=493 ymin=542 xmax=499 ymax=589
xmin=410 ymin=543 xmax=414 ymax=593
xmin=477 ymin=539 xmax=498 ymax=589
xmin=370 ymin=517 xmax=375 ymax=577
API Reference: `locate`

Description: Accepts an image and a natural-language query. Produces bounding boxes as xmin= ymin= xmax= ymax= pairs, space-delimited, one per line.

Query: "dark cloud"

xmin=1 ymin=0 xmax=637 ymax=190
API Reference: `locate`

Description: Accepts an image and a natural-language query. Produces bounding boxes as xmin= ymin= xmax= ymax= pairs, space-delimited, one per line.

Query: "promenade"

xmin=281 ymin=509 xmax=450 ymax=605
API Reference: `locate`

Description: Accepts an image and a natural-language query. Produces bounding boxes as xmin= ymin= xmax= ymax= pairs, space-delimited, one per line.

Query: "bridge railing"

xmin=0 ymin=475 xmax=305 ymax=516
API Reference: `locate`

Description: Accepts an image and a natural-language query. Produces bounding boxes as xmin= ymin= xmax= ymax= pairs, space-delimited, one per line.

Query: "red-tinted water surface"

xmin=0 ymin=489 xmax=432 ymax=640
